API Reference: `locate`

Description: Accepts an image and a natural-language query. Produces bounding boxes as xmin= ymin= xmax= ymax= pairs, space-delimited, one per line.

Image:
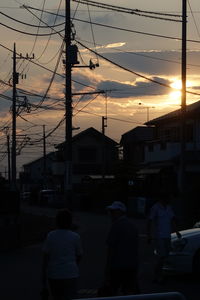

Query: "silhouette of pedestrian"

xmin=42 ymin=209 xmax=83 ymax=300
xmin=147 ymin=194 xmax=181 ymax=283
xmin=104 ymin=201 xmax=140 ymax=296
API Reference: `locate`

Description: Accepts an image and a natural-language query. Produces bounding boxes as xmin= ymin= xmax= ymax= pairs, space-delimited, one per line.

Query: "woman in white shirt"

xmin=42 ymin=209 xmax=83 ymax=300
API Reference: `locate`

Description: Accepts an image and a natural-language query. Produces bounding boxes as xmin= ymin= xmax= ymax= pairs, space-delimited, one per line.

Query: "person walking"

xmin=104 ymin=201 xmax=140 ymax=296
xmin=147 ymin=194 xmax=181 ymax=283
xmin=42 ymin=209 xmax=83 ymax=300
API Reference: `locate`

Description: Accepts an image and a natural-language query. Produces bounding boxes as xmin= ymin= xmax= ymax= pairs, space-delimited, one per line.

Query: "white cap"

xmin=107 ymin=201 xmax=127 ymax=212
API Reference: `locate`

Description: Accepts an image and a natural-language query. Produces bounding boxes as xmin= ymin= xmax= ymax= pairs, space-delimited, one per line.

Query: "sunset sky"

xmin=1 ymin=0 xmax=200 ymax=177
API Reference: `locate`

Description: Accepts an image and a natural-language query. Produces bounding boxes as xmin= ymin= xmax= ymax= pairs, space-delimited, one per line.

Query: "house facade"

xmin=120 ymin=126 xmax=154 ymax=165
xmin=143 ymin=101 xmax=200 ymax=191
xmin=122 ymin=101 xmax=200 ymax=225
xmin=53 ymin=127 xmax=118 ymax=186
xmin=21 ymin=127 xmax=119 ymax=193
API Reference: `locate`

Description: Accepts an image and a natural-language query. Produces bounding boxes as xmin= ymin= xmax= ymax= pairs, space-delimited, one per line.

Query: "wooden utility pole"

xmin=102 ymin=116 xmax=107 ymax=181
xmin=180 ymin=0 xmax=187 ymax=193
xmin=43 ymin=124 xmax=47 ymax=188
xmin=64 ymin=0 xmax=73 ymax=207
xmin=2 ymin=126 xmax=11 ymax=184
xmin=11 ymin=43 xmax=34 ymax=190
xmin=7 ymin=131 xmax=11 ymax=185
xmin=11 ymin=43 xmax=17 ymax=190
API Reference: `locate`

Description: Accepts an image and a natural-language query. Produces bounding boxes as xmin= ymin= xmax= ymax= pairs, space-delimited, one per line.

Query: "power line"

xmin=72 ymin=0 xmax=182 ymax=22
xmin=76 ymin=39 xmax=200 ymax=97
xmin=0 ymin=42 xmax=98 ymax=91
xmin=0 ymin=21 xmax=64 ymax=36
xmin=73 ymin=17 xmax=200 ymax=44
xmin=0 ymin=11 xmax=65 ymax=28
xmin=22 ymin=5 xmax=200 ymax=44
xmin=73 ymin=107 xmax=145 ymax=126
xmin=188 ymin=0 xmax=200 ymax=40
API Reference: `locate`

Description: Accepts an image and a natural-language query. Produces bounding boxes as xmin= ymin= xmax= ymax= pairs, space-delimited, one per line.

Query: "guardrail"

xmin=77 ymin=292 xmax=186 ymax=300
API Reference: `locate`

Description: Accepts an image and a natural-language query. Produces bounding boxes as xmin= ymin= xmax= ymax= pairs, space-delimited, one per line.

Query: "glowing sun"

xmin=169 ymin=79 xmax=193 ymax=102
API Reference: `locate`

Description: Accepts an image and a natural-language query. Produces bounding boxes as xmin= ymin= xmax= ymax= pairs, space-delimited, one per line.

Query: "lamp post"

xmin=138 ymin=102 xmax=155 ymax=122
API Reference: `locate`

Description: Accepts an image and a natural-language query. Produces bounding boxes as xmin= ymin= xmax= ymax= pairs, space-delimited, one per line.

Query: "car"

xmin=163 ymin=226 xmax=200 ymax=275
xmin=20 ymin=191 xmax=31 ymax=202
xmin=38 ymin=189 xmax=64 ymax=208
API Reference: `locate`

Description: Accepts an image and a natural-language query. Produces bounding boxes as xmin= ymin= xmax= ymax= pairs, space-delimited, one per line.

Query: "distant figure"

xmin=42 ymin=209 xmax=83 ymax=300
xmin=104 ymin=201 xmax=140 ymax=296
xmin=147 ymin=194 xmax=181 ymax=283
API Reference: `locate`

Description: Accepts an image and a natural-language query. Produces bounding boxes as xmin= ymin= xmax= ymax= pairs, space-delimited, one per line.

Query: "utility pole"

xmin=11 ymin=43 xmax=17 ymax=190
xmin=64 ymin=0 xmax=73 ymax=207
xmin=11 ymin=43 xmax=34 ymax=191
xmin=63 ymin=1 xmax=99 ymax=207
xmin=102 ymin=116 xmax=107 ymax=181
xmin=43 ymin=125 xmax=47 ymax=188
xmin=6 ymin=130 xmax=11 ymax=185
xmin=2 ymin=126 xmax=11 ymax=184
xmin=180 ymin=0 xmax=187 ymax=194
xmin=102 ymin=116 xmax=107 ymax=136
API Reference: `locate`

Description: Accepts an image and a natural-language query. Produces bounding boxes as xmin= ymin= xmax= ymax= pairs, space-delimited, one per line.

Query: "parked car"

xmin=163 ymin=226 xmax=200 ymax=275
xmin=20 ymin=191 xmax=31 ymax=202
xmin=38 ymin=189 xmax=64 ymax=207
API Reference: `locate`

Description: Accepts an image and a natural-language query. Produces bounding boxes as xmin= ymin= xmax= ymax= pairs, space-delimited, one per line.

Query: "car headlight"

xmin=171 ymin=238 xmax=187 ymax=252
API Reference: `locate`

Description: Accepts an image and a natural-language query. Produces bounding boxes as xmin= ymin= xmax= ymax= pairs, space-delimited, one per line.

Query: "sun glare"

xmin=169 ymin=79 xmax=193 ymax=102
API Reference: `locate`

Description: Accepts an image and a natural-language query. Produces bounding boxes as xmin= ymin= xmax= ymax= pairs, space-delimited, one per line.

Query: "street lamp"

xmin=138 ymin=102 xmax=155 ymax=122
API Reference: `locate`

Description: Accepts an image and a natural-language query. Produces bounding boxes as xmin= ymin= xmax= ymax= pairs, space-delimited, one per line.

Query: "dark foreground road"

xmin=0 ymin=206 xmax=199 ymax=300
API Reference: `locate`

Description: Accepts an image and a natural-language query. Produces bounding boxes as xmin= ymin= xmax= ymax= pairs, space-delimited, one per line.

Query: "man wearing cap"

xmin=105 ymin=201 xmax=140 ymax=295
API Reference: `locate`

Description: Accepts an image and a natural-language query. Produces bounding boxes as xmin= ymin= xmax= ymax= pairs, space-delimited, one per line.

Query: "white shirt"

xmin=43 ymin=229 xmax=82 ymax=279
xmin=149 ymin=202 xmax=175 ymax=238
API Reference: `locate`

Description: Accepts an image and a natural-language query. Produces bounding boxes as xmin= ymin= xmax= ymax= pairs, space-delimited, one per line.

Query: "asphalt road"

xmin=0 ymin=205 xmax=199 ymax=300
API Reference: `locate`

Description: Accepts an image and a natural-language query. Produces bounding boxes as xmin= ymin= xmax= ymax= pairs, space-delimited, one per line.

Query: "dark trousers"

xmin=109 ymin=268 xmax=140 ymax=296
xmin=48 ymin=278 xmax=77 ymax=300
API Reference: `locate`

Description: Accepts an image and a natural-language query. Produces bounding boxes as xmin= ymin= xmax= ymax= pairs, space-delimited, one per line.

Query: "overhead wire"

xmin=188 ymin=0 xmax=200 ymax=40
xmin=73 ymin=93 xmax=101 ymax=116
xmin=0 ymin=42 xmax=97 ymax=91
xmin=72 ymin=0 xmax=182 ymax=22
xmin=31 ymin=40 xmax=65 ymax=110
xmin=20 ymin=5 xmax=200 ymax=44
xmin=73 ymin=107 xmax=145 ymax=126
xmin=20 ymin=0 xmax=47 ymax=75
xmin=35 ymin=0 xmax=64 ymax=63
xmin=86 ymin=3 xmax=99 ymax=65
xmin=0 ymin=20 xmax=64 ymax=37
xmin=76 ymin=39 xmax=200 ymax=97
xmin=0 ymin=11 xmax=65 ymax=29
xmin=73 ymin=17 xmax=200 ymax=44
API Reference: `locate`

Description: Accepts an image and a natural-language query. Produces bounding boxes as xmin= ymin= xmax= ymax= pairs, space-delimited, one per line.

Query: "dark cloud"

xmin=102 ymin=50 xmax=200 ymax=76
xmin=72 ymin=72 xmax=96 ymax=91
xmin=72 ymin=50 xmax=200 ymax=99
xmin=97 ymin=77 xmax=170 ymax=98
xmin=0 ymin=90 xmax=12 ymax=113
xmin=72 ymin=71 xmax=171 ymax=99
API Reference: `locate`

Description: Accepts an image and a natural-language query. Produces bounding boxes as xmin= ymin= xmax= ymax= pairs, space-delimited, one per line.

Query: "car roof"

xmin=172 ymin=228 xmax=200 ymax=239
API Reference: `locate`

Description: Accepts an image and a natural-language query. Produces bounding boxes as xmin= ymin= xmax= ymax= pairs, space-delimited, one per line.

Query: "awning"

xmin=137 ymin=168 xmax=161 ymax=175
